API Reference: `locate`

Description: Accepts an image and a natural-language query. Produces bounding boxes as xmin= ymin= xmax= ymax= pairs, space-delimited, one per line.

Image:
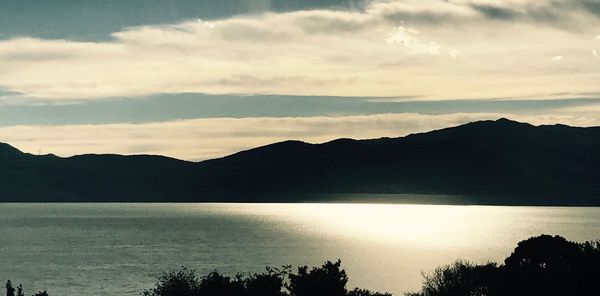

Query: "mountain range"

xmin=1 ymin=118 xmax=599 ymax=205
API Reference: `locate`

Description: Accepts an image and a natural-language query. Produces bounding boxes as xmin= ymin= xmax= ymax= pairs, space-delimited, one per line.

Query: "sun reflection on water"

xmin=290 ymin=204 xmax=475 ymax=244
xmin=176 ymin=202 xmax=600 ymax=250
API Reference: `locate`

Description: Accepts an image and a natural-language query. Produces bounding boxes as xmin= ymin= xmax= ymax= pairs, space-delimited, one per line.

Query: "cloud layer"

xmin=0 ymin=0 xmax=599 ymax=101
xmin=1 ymin=1 xmax=599 ymax=160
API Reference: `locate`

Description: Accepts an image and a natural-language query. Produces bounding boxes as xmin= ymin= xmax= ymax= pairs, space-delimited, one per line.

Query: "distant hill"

xmin=1 ymin=118 xmax=600 ymax=204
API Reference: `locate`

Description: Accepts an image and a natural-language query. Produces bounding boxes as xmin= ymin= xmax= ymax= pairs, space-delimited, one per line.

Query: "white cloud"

xmin=593 ymin=50 xmax=599 ymax=58
xmin=2 ymin=112 xmax=599 ymax=161
xmin=385 ymin=26 xmax=442 ymax=55
xmin=596 ymin=33 xmax=600 ymax=40
xmin=197 ymin=19 xmax=216 ymax=29
xmin=449 ymin=49 xmax=461 ymax=59
xmin=0 ymin=1 xmax=599 ymax=101
xmin=552 ymin=55 xmax=564 ymax=61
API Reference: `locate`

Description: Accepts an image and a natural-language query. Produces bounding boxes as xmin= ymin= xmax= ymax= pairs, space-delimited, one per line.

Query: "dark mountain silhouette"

xmin=1 ymin=118 xmax=600 ymax=204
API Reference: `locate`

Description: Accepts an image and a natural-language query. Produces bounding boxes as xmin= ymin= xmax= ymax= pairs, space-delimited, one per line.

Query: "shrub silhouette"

xmin=142 ymin=267 xmax=200 ymax=296
xmin=4 ymin=282 xmax=48 ymax=296
xmin=288 ymin=260 xmax=348 ymax=296
xmin=407 ymin=234 xmax=600 ymax=296
xmin=347 ymin=288 xmax=392 ymax=296
xmin=499 ymin=234 xmax=600 ymax=296
xmin=404 ymin=261 xmax=496 ymax=296
xmin=243 ymin=266 xmax=288 ymax=296
xmin=16 ymin=284 xmax=24 ymax=296
xmin=6 ymin=280 xmax=15 ymax=296
xmin=143 ymin=260 xmax=390 ymax=296
xmin=197 ymin=271 xmax=244 ymax=296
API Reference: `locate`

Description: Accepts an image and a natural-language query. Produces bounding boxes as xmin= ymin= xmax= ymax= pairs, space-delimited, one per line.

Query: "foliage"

xmin=143 ymin=260 xmax=390 ymax=296
xmin=407 ymin=235 xmax=600 ymax=296
xmin=404 ymin=261 xmax=498 ymax=296
xmin=142 ymin=267 xmax=200 ymax=296
xmin=348 ymin=288 xmax=393 ymax=296
xmin=242 ymin=266 xmax=289 ymax=296
xmin=16 ymin=284 xmax=24 ymax=296
xmin=6 ymin=280 xmax=15 ymax=296
xmin=4 ymin=281 xmax=48 ymax=296
xmin=288 ymin=260 xmax=348 ymax=296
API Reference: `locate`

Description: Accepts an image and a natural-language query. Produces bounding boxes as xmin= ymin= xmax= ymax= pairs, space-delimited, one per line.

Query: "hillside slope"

xmin=1 ymin=118 xmax=599 ymax=204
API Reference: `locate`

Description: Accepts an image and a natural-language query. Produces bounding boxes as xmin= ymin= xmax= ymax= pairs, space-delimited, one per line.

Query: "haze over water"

xmin=2 ymin=203 xmax=600 ymax=295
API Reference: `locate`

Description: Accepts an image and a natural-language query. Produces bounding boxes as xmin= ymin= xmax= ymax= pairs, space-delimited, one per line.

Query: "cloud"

xmin=0 ymin=1 xmax=599 ymax=102
xmin=449 ymin=49 xmax=461 ymax=59
xmin=2 ymin=112 xmax=600 ymax=161
xmin=552 ymin=55 xmax=564 ymax=61
xmin=593 ymin=50 xmax=599 ymax=58
xmin=465 ymin=0 xmax=600 ymax=28
xmin=385 ymin=26 xmax=442 ymax=55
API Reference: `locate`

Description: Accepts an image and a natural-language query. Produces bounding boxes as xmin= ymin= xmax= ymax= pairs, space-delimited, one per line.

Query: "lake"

xmin=1 ymin=203 xmax=600 ymax=295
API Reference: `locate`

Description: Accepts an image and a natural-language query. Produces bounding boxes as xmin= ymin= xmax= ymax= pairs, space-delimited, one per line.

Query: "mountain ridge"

xmin=1 ymin=118 xmax=600 ymax=204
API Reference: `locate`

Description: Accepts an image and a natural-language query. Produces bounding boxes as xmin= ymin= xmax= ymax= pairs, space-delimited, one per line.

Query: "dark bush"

xmin=405 ymin=261 xmax=497 ymax=296
xmin=288 ymin=260 xmax=348 ymax=296
xmin=142 ymin=267 xmax=199 ymax=296
xmin=243 ymin=266 xmax=288 ymax=296
xmin=198 ymin=271 xmax=243 ymax=296
xmin=143 ymin=260 xmax=390 ymax=296
xmin=348 ymin=288 xmax=393 ymax=296
xmin=5 ymin=280 xmax=48 ymax=296
xmin=407 ymin=234 xmax=600 ymax=296
xmin=6 ymin=280 xmax=15 ymax=296
xmin=499 ymin=234 xmax=600 ymax=296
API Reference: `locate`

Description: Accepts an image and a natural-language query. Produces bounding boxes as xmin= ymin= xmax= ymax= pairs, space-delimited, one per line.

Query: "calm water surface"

xmin=1 ymin=203 xmax=600 ymax=295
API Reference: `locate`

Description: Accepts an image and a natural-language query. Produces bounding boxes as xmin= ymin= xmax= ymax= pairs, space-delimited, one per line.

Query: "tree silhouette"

xmin=348 ymin=288 xmax=392 ymax=296
xmin=142 ymin=267 xmax=199 ymax=296
xmin=6 ymin=280 xmax=15 ymax=296
xmin=242 ymin=266 xmax=288 ymax=296
xmin=499 ymin=234 xmax=600 ymax=296
xmin=197 ymin=271 xmax=243 ymax=296
xmin=404 ymin=261 xmax=497 ymax=296
xmin=407 ymin=235 xmax=600 ymax=296
xmin=143 ymin=260 xmax=390 ymax=296
xmin=288 ymin=260 xmax=348 ymax=296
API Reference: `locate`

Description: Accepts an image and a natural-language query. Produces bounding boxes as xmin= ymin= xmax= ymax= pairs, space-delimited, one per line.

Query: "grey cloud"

xmin=216 ymin=22 xmax=292 ymax=42
xmin=293 ymin=13 xmax=371 ymax=34
xmin=372 ymin=1 xmax=600 ymax=30
xmin=468 ymin=1 xmax=600 ymax=28
xmin=470 ymin=5 xmax=517 ymax=20
xmin=581 ymin=0 xmax=600 ymax=15
xmin=1 ymin=51 xmax=74 ymax=62
xmin=0 ymin=0 xmax=363 ymax=41
xmin=0 ymin=89 xmax=21 ymax=97
xmin=376 ymin=6 xmax=474 ymax=26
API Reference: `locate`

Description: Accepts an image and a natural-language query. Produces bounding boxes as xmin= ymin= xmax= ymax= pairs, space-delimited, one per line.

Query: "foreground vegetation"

xmin=6 ymin=235 xmax=600 ymax=296
xmin=4 ymin=280 xmax=47 ymax=296
xmin=407 ymin=234 xmax=600 ymax=296
xmin=142 ymin=260 xmax=390 ymax=296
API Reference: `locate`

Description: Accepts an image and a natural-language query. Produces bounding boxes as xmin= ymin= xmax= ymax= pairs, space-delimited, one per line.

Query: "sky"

xmin=1 ymin=0 xmax=600 ymax=160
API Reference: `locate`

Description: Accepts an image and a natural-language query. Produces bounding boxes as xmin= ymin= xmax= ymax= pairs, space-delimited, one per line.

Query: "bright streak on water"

xmin=1 ymin=203 xmax=600 ymax=295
